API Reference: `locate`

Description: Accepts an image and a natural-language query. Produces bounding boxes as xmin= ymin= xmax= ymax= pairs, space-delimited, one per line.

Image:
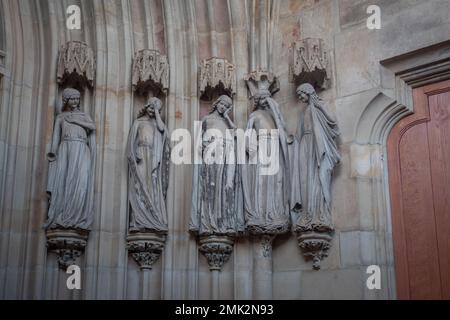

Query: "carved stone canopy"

xmin=198 ymin=235 xmax=234 ymax=271
xmin=126 ymin=232 xmax=166 ymax=270
xmin=244 ymin=69 xmax=280 ymax=98
xmin=57 ymin=41 xmax=96 ymax=90
xmin=289 ymin=38 xmax=331 ymax=90
xmin=46 ymin=228 xmax=89 ymax=270
xmin=132 ymin=49 xmax=169 ymax=97
xmin=198 ymin=57 xmax=236 ymax=100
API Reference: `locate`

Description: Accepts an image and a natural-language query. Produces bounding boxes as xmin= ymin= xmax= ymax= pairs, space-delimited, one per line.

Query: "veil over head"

xmin=62 ymin=88 xmax=81 ymax=107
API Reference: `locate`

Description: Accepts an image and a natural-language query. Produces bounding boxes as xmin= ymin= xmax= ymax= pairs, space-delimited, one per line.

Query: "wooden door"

xmin=388 ymin=80 xmax=450 ymax=300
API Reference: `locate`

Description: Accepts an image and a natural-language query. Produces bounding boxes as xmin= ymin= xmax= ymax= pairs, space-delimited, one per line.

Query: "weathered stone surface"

xmin=291 ymin=83 xmax=340 ymax=269
xmin=57 ymin=41 xmax=95 ymax=89
xmin=1 ymin=0 xmax=449 ymax=300
xmin=198 ymin=236 xmax=234 ymax=271
xmin=289 ymin=38 xmax=331 ymax=89
xmin=127 ymin=97 xmax=170 ymax=234
xmin=198 ymin=57 xmax=236 ymax=100
xmin=45 ymin=88 xmax=96 ymax=231
xmin=190 ymin=95 xmax=244 ymax=238
xmin=46 ymin=229 xmax=89 ymax=270
xmin=301 ymin=268 xmax=364 ymax=299
xmin=126 ymin=232 xmax=166 ymax=270
xmin=132 ymin=49 xmax=169 ymax=96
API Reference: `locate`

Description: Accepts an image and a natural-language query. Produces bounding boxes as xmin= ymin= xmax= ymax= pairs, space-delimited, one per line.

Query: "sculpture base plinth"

xmin=296 ymin=231 xmax=332 ymax=270
xmin=198 ymin=235 xmax=234 ymax=271
xmin=126 ymin=232 xmax=166 ymax=270
xmin=46 ymin=229 xmax=89 ymax=270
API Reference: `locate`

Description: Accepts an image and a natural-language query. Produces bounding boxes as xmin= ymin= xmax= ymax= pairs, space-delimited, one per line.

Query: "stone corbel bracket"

xmin=289 ymin=38 xmax=331 ymax=90
xmin=296 ymin=230 xmax=333 ymax=270
xmin=198 ymin=57 xmax=236 ymax=100
xmin=126 ymin=232 xmax=166 ymax=270
xmin=132 ymin=49 xmax=169 ymax=97
xmin=57 ymin=41 xmax=96 ymax=90
xmin=46 ymin=229 xmax=89 ymax=270
xmin=244 ymin=69 xmax=280 ymax=98
xmin=198 ymin=235 xmax=234 ymax=271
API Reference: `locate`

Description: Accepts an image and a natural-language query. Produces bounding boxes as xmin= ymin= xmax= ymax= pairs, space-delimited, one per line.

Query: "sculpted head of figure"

xmin=296 ymin=83 xmax=317 ymax=104
xmin=62 ymin=88 xmax=81 ymax=111
xmin=254 ymin=88 xmax=271 ymax=109
xmin=211 ymin=95 xmax=232 ymax=115
xmin=139 ymin=96 xmax=162 ymax=118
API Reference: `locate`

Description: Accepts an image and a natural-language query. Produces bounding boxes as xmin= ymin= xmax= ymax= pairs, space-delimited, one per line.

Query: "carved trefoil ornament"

xmin=289 ymin=38 xmax=331 ymax=90
xmin=57 ymin=41 xmax=96 ymax=89
xmin=132 ymin=49 xmax=169 ymax=96
xmin=244 ymin=69 xmax=280 ymax=98
xmin=198 ymin=57 xmax=236 ymax=100
xmin=126 ymin=233 xmax=166 ymax=270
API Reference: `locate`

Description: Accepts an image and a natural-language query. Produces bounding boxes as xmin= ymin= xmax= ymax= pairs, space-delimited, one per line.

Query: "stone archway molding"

xmin=352 ymin=40 xmax=450 ymax=299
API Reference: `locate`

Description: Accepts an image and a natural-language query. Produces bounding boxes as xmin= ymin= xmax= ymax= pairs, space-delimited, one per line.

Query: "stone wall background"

xmin=1 ymin=0 xmax=450 ymax=299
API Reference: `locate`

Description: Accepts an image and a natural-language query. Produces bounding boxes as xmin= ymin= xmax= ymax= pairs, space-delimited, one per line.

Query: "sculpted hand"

xmin=287 ymin=134 xmax=295 ymax=144
xmin=136 ymin=148 xmax=143 ymax=163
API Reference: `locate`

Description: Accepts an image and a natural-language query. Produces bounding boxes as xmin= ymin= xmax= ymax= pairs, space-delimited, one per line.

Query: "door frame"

xmin=387 ymin=80 xmax=450 ymax=299
xmin=352 ymin=40 xmax=450 ymax=299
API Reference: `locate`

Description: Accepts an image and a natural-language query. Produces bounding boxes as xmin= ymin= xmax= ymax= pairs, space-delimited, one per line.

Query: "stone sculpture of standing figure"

xmin=291 ymin=83 xmax=340 ymax=234
xmin=127 ymin=97 xmax=170 ymax=233
xmin=190 ymin=95 xmax=244 ymax=236
xmin=242 ymin=89 xmax=291 ymax=235
xmin=45 ymin=88 xmax=96 ymax=230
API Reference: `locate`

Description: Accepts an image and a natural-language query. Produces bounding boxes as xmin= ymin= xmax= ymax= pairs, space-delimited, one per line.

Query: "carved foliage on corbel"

xmin=126 ymin=233 xmax=166 ymax=270
xmin=57 ymin=41 xmax=96 ymax=90
xmin=199 ymin=57 xmax=236 ymax=100
xmin=198 ymin=236 xmax=234 ymax=271
xmin=132 ymin=49 xmax=169 ymax=96
xmin=46 ymin=229 xmax=89 ymax=270
xmin=289 ymin=38 xmax=331 ymax=89
xmin=296 ymin=231 xmax=333 ymax=270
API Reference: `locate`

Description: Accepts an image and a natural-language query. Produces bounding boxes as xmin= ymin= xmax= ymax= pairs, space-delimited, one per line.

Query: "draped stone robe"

xmin=190 ymin=114 xmax=244 ymax=236
xmin=242 ymin=98 xmax=291 ymax=235
xmin=290 ymin=99 xmax=340 ymax=233
xmin=127 ymin=115 xmax=170 ymax=233
xmin=45 ymin=111 xmax=96 ymax=230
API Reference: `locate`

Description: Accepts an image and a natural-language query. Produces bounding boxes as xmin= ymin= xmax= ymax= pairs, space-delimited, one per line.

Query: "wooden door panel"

xmin=388 ymin=80 xmax=450 ymax=300
xmin=398 ymin=123 xmax=441 ymax=299
xmin=427 ymin=91 xmax=450 ymax=299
